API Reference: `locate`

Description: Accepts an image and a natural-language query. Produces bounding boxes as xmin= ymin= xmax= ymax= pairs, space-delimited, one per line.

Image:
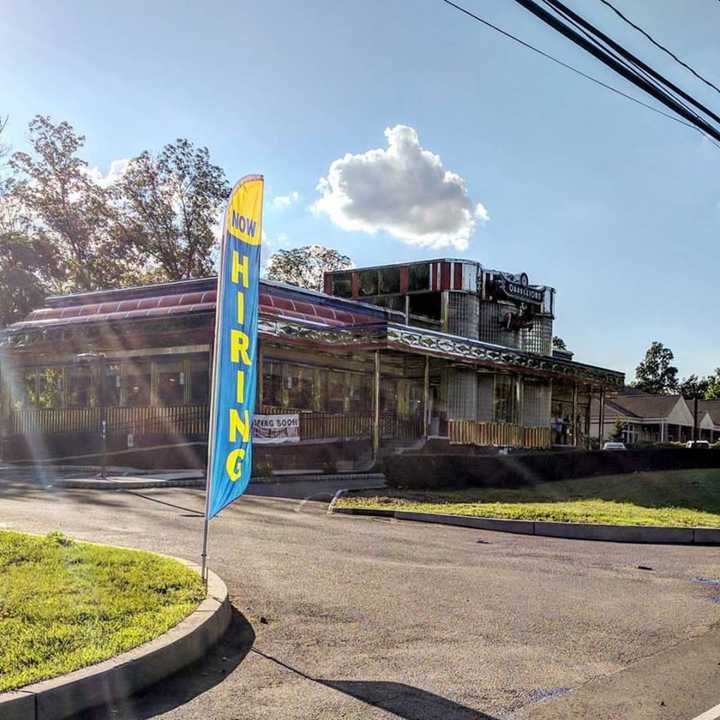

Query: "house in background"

xmin=590 ymin=392 xmax=720 ymax=445
xmin=698 ymin=400 xmax=720 ymax=442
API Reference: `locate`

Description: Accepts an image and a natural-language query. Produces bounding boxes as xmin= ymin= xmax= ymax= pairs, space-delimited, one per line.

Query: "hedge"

xmin=384 ymin=448 xmax=720 ymax=490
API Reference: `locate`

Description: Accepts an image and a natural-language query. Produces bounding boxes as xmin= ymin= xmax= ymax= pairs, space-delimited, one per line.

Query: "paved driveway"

xmin=1 ymin=476 xmax=719 ymax=719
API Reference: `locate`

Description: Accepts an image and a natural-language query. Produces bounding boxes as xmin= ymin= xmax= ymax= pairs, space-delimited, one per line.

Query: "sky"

xmin=2 ymin=0 xmax=719 ymax=381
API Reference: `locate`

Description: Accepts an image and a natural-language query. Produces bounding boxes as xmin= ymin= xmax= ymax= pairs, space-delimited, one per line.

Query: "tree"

xmin=264 ymin=245 xmax=353 ymax=291
xmin=0 ymin=232 xmax=59 ymax=327
xmin=679 ymin=374 xmax=711 ymax=399
xmin=8 ymin=115 xmax=139 ymax=293
xmin=611 ymin=418 xmax=625 ymax=442
xmin=552 ymin=336 xmax=567 ymax=351
xmin=633 ymin=341 xmax=679 ymax=395
xmin=0 ymin=116 xmax=56 ymax=328
xmin=703 ymin=369 xmax=720 ymax=400
xmin=117 ymin=139 xmax=230 ymax=280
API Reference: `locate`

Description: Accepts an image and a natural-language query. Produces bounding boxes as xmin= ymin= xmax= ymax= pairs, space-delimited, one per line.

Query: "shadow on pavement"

xmin=252 ymin=648 xmax=498 ymax=720
xmin=76 ymin=606 xmax=255 ymax=719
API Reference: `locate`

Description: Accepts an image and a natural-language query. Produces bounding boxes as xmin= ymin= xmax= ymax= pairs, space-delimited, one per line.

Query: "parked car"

xmin=686 ymin=440 xmax=711 ymax=449
xmin=602 ymin=441 xmax=626 ymax=451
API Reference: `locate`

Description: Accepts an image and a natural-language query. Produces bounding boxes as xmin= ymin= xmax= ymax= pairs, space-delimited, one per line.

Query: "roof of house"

xmin=610 ymin=393 xmax=684 ymax=419
xmin=698 ymin=400 xmax=720 ymax=425
xmin=592 ymin=392 xmax=690 ymax=421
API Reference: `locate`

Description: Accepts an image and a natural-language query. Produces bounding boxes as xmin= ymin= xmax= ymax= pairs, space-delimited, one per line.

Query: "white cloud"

xmin=312 ymin=125 xmax=489 ymax=250
xmin=271 ymin=191 xmax=300 ymax=210
xmin=83 ymin=158 xmax=130 ymax=188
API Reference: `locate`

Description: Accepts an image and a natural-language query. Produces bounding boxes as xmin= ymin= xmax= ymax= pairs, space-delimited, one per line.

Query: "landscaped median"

xmin=334 ymin=469 xmax=720 ymax=544
xmin=0 ymin=530 xmax=230 ymax=720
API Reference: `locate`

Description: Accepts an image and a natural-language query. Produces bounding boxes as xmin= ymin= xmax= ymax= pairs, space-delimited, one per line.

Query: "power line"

xmin=439 ymin=0 xmax=718 ymax=146
xmin=598 ymin=0 xmax=720 ymax=97
xmin=540 ymin=0 xmax=720 ymax=128
xmin=507 ymin=0 xmax=720 ymax=143
xmin=537 ymin=0 xmax=708 ymax=128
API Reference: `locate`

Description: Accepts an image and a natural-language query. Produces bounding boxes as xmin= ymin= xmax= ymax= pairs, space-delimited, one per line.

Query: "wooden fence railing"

xmin=8 ymin=405 xmax=211 ymax=436
xmin=8 ymin=405 xmax=422 ymax=443
xmin=449 ymin=420 xmax=552 ymax=448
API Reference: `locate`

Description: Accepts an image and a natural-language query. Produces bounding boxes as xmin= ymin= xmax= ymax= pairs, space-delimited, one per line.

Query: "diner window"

xmin=358 ymin=270 xmax=379 ymax=297
xmin=262 ymin=361 xmax=284 ymax=407
xmin=156 ymin=359 xmax=185 ymax=406
xmin=67 ymin=366 xmax=93 ymax=407
xmin=189 ymin=357 xmax=210 ymax=404
xmin=381 ymin=378 xmax=398 ymax=414
xmin=493 ymin=376 xmax=516 ymax=424
xmin=37 ymin=368 xmax=64 ymax=408
xmin=347 ymin=373 xmax=371 ymax=414
xmin=287 ymin=364 xmax=314 ymax=409
xmin=332 ymin=273 xmax=353 ymax=298
xmin=125 ymin=361 xmax=151 ymax=407
xmin=408 ymin=292 xmax=441 ymax=320
xmin=103 ymin=364 xmax=122 ymax=406
xmin=379 ymin=267 xmax=400 ymax=294
xmin=327 ymin=371 xmax=346 ymax=414
xmin=408 ymin=263 xmax=430 ymax=291
xmin=23 ymin=369 xmax=38 ymax=407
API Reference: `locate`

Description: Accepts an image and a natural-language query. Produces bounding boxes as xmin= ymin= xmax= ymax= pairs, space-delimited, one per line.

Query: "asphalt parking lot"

xmin=1 ymin=473 xmax=719 ymax=719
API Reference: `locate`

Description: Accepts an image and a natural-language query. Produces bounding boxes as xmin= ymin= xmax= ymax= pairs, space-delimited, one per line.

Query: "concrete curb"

xmin=331 ymin=506 xmax=720 ymax=545
xmin=52 ymin=477 xmax=205 ymax=490
xmin=0 ymin=561 xmax=231 ymax=720
xmin=49 ymin=472 xmax=385 ymax=491
xmin=253 ymin=472 xmax=385 ymax=485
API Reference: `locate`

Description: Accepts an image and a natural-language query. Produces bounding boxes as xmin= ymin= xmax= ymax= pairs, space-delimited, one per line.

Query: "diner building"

xmin=0 ymin=258 xmax=624 ymax=471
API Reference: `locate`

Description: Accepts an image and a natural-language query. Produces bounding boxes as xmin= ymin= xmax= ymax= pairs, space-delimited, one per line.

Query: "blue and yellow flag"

xmin=207 ymin=175 xmax=264 ymax=517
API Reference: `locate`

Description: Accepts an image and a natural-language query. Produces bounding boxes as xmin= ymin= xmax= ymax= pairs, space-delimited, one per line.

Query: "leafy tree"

xmin=0 ymin=232 xmax=59 ymax=327
xmin=265 ymin=245 xmax=353 ymax=291
xmin=611 ymin=419 xmax=625 ymax=442
xmin=8 ymin=115 xmax=139 ymax=292
xmin=0 ymin=116 xmax=55 ymax=327
xmin=552 ymin=336 xmax=567 ymax=351
xmin=633 ymin=341 xmax=679 ymax=395
xmin=703 ymin=369 xmax=720 ymax=400
xmin=116 ymin=139 xmax=230 ymax=280
xmin=679 ymin=374 xmax=711 ymax=399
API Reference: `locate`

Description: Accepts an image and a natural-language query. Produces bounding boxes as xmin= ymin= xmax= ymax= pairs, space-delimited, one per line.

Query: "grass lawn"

xmin=0 ymin=530 xmax=205 ymax=692
xmin=337 ymin=469 xmax=720 ymax=528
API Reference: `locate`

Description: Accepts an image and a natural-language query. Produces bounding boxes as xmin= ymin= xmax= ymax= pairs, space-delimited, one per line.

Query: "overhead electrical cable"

xmin=440 ymin=0 xmax=720 ymax=148
xmin=598 ymin=0 xmax=720 ymax=96
xmin=439 ymin=0 xmax=702 ymax=132
xmin=537 ymin=0 xmax=706 ymax=126
xmin=539 ymin=0 xmax=720 ymax=127
xmin=502 ymin=0 xmax=720 ymax=143
xmin=506 ymin=0 xmax=720 ymax=142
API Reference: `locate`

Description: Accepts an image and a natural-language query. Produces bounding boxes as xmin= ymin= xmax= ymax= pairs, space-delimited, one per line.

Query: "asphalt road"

xmin=1 ymin=474 xmax=720 ymax=719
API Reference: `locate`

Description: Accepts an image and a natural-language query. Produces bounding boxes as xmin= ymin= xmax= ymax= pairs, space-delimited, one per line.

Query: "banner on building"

xmin=253 ymin=414 xmax=300 ymax=444
xmin=205 ymin=175 xmax=264 ymax=518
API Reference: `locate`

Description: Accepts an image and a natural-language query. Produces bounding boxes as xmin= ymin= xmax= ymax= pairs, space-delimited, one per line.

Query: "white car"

xmin=686 ymin=440 xmax=711 ymax=449
xmin=602 ymin=441 xmax=626 ymax=451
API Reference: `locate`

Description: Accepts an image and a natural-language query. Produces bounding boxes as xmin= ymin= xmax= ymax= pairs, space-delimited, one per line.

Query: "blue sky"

xmin=2 ymin=0 xmax=719 ymax=380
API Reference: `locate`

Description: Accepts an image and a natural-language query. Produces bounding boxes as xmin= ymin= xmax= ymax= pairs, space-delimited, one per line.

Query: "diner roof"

xmin=7 ymin=277 xmax=402 ymax=333
xmin=1 ymin=275 xmax=624 ymax=388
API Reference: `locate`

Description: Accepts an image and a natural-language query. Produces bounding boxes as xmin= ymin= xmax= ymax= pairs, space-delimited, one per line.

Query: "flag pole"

xmin=200 ymin=174 xmax=264 ymax=585
xmin=201 ymin=204 xmax=230 ymax=585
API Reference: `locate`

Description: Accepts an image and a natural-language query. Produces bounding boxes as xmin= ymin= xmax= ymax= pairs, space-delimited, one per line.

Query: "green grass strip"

xmin=337 ymin=469 xmax=720 ymax=528
xmin=0 ymin=530 xmax=204 ymax=692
